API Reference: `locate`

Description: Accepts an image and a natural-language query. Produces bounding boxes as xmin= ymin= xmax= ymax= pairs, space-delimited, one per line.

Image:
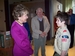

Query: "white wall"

xmin=72 ymin=0 xmax=75 ymax=14
xmin=53 ymin=0 xmax=62 ymax=16
xmin=51 ymin=0 xmax=63 ymax=37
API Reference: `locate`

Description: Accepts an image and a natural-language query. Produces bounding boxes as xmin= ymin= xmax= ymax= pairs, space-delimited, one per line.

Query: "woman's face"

xmin=18 ymin=12 xmax=28 ymax=23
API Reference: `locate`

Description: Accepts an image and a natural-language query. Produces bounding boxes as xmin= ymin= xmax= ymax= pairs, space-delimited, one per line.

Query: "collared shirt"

xmin=54 ymin=26 xmax=71 ymax=55
xmin=38 ymin=18 xmax=43 ymax=21
xmin=69 ymin=14 xmax=75 ymax=25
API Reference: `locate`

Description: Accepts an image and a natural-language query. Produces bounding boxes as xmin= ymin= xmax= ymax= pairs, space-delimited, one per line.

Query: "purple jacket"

xmin=11 ymin=21 xmax=33 ymax=56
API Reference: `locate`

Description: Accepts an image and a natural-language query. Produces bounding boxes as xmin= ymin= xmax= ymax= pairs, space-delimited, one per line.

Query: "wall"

xmin=65 ymin=0 xmax=72 ymax=12
xmin=9 ymin=0 xmax=30 ymax=4
xmin=49 ymin=0 xmax=63 ymax=37
xmin=0 ymin=0 xmax=6 ymax=31
xmin=8 ymin=0 xmax=44 ymax=4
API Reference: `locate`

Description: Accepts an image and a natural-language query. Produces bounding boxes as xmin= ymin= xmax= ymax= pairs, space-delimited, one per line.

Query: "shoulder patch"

xmin=62 ymin=35 xmax=69 ymax=42
xmin=62 ymin=35 xmax=69 ymax=39
xmin=63 ymin=30 xmax=67 ymax=32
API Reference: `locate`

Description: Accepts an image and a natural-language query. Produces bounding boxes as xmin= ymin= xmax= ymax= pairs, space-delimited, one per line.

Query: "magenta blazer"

xmin=11 ymin=21 xmax=33 ymax=56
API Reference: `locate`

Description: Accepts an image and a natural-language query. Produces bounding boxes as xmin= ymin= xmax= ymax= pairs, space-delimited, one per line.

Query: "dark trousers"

xmin=67 ymin=25 xmax=74 ymax=48
xmin=53 ymin=52 xmax=68 ymax=56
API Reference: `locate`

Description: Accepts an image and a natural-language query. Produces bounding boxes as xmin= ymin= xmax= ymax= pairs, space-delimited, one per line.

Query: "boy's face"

xmin=56 ymin=17 xmax=64 ymax=27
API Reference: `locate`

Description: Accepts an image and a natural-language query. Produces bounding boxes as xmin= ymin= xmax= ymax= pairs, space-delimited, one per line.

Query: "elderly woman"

xmin=11 ymin=4 xmax=33 ymax=56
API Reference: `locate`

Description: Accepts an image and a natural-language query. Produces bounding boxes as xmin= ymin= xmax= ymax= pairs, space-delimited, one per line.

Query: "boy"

xmin=53 ymin=12 xmax=71 ymax=56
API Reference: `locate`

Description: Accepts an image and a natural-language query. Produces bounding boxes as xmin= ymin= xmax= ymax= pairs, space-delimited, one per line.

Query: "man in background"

xmin=31 ymin=8 xmax=50 ymax=56
xmin=67 ymin=9 xmax=75 ymax=48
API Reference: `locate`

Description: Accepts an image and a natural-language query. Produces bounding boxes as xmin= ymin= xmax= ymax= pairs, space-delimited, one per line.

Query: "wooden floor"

xmin=32 ymin=40 xmax=75 ymax=56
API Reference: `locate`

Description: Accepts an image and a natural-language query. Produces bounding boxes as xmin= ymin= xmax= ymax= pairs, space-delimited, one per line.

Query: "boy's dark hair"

xmin=57 ymin=10 xmax=61 ymax=14
xmin=12 ymin=4 xmax=28 ymax=20
xmin=56 ymin=12 xmax=69 ymax=25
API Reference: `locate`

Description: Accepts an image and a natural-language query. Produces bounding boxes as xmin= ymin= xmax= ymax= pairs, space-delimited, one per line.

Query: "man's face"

xmin=36 ymin=9 xmax=43 ymax=17
xmin=69 ymin=9 xmax=73 ymax=15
